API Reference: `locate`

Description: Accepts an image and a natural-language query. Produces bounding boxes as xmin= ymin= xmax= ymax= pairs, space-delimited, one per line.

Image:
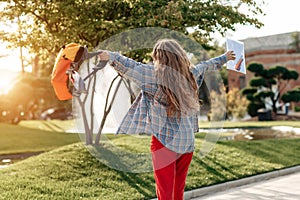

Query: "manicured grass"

xmin=19 ymin=120 xmax=75 ymax=133
xmin=4 ymin=119 xmax=298 ymax=156
xmin=0 ymin=122 xmax=80 ymax=155
xmin=0 ymin=134 xmax=299 ymax=199
xmin=20 ymin=120 xmax=300 ymax=132
xmin=199 ymin=120 xmax=300 ymax=129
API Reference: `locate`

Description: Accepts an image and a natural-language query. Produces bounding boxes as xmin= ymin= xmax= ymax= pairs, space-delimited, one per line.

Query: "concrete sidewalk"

xmin=185 ymin=165 xmax=300 ymax=200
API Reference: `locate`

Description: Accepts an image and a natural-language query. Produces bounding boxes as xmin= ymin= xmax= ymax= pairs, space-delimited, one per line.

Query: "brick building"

xmin=228 ymin=32 xmax=300 ymax=98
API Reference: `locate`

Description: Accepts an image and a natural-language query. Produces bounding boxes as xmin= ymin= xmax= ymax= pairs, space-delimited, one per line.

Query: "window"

xmin=239 ymin=76 xmax=246 ymax=89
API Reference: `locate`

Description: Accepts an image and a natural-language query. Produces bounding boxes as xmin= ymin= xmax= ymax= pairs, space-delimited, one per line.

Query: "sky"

xmin=0 ymin=0 xmax=299 ymax=74
xmin=228 ymin=0 xmax=300 ymax=40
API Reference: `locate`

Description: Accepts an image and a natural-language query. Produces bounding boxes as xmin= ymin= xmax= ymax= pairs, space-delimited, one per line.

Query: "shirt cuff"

xmin=221 ymin=53 xmax=228 ymax=64
xmin=108 ymin=51 xmax=116 ymax=63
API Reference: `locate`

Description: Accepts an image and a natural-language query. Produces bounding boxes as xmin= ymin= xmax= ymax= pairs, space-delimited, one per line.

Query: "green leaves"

xmin=1 ymin=0 xmax=265 ymax=70
xmin=243 ymin=62 xmax=299 ymax=115
xmin=250 ymin=77 xmax=267 ymax=87
xmin=254 ymin=91 xmax=274 ymax=99
xmin=247 ymin=102 xmax=265 ymax=117
xmin=282 ymin=87 xmax=300 ymax=103
xmin=283 ymin=70 xmax=299 ymax=80
xmin=247 ymin=63 xmax=264 ymax=74
xmin=242 ymin=88 xmax=257 ymax=95
xmin=268 ymin=65 xmax=298 ymax=80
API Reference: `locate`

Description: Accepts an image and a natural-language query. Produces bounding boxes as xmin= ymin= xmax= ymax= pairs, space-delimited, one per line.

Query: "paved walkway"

xmin=192 ymin=171 xmax=300 ymax=200
xmin=184 ymin=166 xmax=300 ymax=200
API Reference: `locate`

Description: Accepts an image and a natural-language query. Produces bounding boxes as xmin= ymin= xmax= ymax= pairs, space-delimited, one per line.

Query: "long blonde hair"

xmin=152 ymin=39 xmax=199 ymax=116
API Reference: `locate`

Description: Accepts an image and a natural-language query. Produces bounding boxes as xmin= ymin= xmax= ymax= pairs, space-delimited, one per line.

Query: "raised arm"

xmin=191 ymin=51 xmax=235 ymax=86
xmin=98 ymin=51 xmax=156 ymax=92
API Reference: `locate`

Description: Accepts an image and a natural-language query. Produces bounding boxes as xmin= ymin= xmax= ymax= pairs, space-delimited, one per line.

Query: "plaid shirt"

xmin=108 ymin=52 xmax=227 ymax=153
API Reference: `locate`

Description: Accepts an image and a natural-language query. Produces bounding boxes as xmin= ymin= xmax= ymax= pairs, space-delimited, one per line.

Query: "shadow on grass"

xmin=41 ymin=121 xmax=66 ymax=132
xmin=219 ymin=138 xmax=300 ymax=167
xmin=87 ymin=143 xmax=153 ymax=173
xmin=86 ymin=144 xmax=155 ymax=198
xmin=117 ymin=171 xmax=155 ymax=199
xmin=192 ymin=154 xmax=247 ymax=186
xmin=193 ymin=156 xmax=229 ymax=180
xmin=206 ymin=155 xmax=242 ymax=177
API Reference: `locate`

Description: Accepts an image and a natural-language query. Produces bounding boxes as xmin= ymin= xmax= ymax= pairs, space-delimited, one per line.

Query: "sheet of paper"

xmin=226 ymin=38 xmax=246 ymax=74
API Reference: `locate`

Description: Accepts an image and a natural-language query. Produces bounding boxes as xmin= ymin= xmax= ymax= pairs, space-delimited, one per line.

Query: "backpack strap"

xmin=83 ymin=60 xmax=107 ymax=81
xmin=66 ymin=48 xmax=108 ymax=96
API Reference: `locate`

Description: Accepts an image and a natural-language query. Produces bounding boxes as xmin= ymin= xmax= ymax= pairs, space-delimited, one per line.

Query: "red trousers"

xmin=151 ymin=136 xmax=193 ymax=200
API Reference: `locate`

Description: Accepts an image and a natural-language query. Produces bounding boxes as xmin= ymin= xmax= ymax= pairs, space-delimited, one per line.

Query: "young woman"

xmin=98 ymin=39 xmax=235 ymax=200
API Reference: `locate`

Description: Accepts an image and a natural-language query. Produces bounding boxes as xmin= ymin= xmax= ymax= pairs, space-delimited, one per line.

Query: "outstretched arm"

xmin=98 ymin=51 xmax=156 ymax=92
xmin=192 ymin=51 xmax=235 ymax=79
xmin=192 ymin=50 xmax=235 ymax=86
xmin=194 ymin=50 xmax=235 ymax=72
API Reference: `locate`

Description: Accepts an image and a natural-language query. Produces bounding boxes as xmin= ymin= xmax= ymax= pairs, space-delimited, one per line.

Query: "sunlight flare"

xmin=0 ymin=70 xmax=19 ymax=95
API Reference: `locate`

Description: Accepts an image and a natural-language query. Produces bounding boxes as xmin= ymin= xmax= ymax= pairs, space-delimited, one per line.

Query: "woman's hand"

xmin=225 ymin=50 xmax=236 ymax=61
xmin=98 ymin=50 xmax=110 ymax=61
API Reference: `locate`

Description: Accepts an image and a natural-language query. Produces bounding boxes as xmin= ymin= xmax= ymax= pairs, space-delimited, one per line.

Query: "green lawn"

xmin=2 ymin=120 xmax=299 ymax=156
xmin=199 ymin=120 xmax=300 ymax=129
xmin=19 ymin=120 xmax=75 ymax=132
xmin=0 ymin=134 xmax=299 ymax=199
xmin=0 ymin=120 xmax=299 ymax=199
xmin=0 ymin=122 xmax=80 ymax=155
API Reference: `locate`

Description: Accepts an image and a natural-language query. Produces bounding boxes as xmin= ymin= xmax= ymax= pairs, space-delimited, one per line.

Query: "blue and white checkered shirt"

xmin=108 ymin=52 xmax=227 ymax=153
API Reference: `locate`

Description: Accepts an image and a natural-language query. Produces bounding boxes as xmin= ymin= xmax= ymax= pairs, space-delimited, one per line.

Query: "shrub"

xmin=208 ymin=90 xmax=226 ymax=121
xmin=208 ymin=88 xmax=249 ymax=121
xmin=227 ymin=88 xmax=249 ymax=120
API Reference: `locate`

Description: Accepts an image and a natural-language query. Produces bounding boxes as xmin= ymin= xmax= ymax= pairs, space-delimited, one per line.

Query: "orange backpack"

xmin=51 ymin=43 xmax=86 ymax=100
xmin=51 ymin=43 xmax=107 ymax=100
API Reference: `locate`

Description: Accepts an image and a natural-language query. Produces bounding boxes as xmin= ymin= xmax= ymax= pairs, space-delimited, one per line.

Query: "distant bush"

xmin=208 ymin=90 xmax=226 ymax=121
xmin=227 ymin=88 xmax=249 ymax=120
xmin=208 ymin=87 xmax=248 ymax=121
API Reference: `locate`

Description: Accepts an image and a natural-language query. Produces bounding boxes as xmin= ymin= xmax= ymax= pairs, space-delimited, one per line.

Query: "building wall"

xmin=228 ymin=32 xmax=300 ymax=94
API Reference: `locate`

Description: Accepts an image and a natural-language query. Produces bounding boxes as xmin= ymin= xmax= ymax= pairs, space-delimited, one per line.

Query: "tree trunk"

xmin=76 ymin=96 xmax=93 ymax=145
xmin=94 ymin=75 xmax=123 ymax=145
xmin=32 ymin=55 xmax=39 ymax=77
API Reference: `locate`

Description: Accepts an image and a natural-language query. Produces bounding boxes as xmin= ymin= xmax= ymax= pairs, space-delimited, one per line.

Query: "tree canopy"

xmin=242 ymin=63 xmax=299 ymax=116
xmin=282 ymin=87 xmax=300 ymax=103
xmin=0 ymin=0 xmax=265 ymax=68
xmin=0 ymin=0 xmax=266 ymax=126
